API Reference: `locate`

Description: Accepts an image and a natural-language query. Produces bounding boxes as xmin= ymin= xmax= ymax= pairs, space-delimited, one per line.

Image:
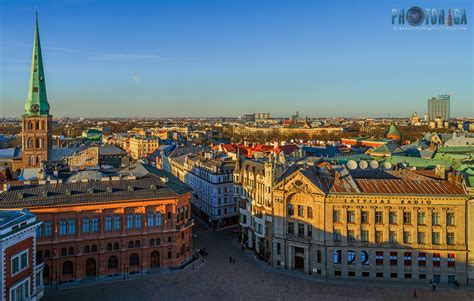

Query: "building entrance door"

xmin=294 ymin=255 xmax=305 ymax=271
xmin=85 ymin=258 xmax=97 ymax=277
xmin=150 ymin=251 xmax=160 ymax=268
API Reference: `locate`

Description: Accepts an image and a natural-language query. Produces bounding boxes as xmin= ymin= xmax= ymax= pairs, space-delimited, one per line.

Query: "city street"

xmin=44 ymin=222 xmax=474 ymax=301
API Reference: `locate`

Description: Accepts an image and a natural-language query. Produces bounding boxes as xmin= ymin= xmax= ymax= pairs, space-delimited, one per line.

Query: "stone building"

xmin=129 ymin=136 xmax=160 ymax=161
xmin=272 ymin=162 xmax=470 ymax=284
xmin=233 ymin=152 xmax=288 ymax=260
xmin=0 ymin=209 xmax=44 ymax=301
xmin=176 ymin=153 xmax=237 ymax=229
xmin=0 ymin=163 xmax=193 ymax=285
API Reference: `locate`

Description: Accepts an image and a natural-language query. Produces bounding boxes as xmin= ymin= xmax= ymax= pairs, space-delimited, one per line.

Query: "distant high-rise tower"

xmin=428 ymin=95 xmax=450 ymax=121
xmin=446 ymin=9 xmax=453 ymax=26
xmin=21 ymin=14 xmax=52 ymax=168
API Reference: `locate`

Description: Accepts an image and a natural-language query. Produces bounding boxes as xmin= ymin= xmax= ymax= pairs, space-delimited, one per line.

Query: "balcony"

xmin=176 ymin=219 xmax=194 ymax=231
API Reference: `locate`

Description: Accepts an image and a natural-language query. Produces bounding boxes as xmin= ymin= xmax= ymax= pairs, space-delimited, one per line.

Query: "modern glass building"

xmin=428 ymin=95 xmax=450 ymax=121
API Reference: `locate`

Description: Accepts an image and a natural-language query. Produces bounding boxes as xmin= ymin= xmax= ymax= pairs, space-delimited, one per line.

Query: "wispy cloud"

xmin=6 ymin=42 xmax=177 ymax=62
xmin=130 ymin=72 xmax=141 ymax=84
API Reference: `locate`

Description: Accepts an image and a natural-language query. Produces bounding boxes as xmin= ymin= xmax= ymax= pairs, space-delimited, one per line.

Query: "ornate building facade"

xmin=0 ymin=164 xmax=193 ymax=284
xmin=21 ymin=14 xmax=52 ymax=168
xmin=272 ymin=162 xmax=470 ymax=284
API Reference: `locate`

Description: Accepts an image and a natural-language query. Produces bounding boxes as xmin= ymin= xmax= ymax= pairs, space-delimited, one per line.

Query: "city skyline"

xmin=1 ymin=0 xmax=473 ymax=118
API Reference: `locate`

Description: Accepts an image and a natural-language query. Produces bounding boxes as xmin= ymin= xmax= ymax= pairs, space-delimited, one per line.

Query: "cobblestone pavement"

xmin=44 ymin=222 xmax=474 ymax=301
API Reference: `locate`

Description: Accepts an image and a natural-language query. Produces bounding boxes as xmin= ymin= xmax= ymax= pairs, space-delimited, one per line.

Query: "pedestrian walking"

xmin=412 ymin=288 xmax=417 ymax=299
xmin=229 ymin=256 xmax=232 ymax=263
xmin=432 ymin=283 xmax=436 ymax=291
xmin=241 ymin=245 xmax=244 ymax=252
xmin=232 ymin=257 xmax=236 ymax=264
xmin=454 ymin=280 xmax=459 ymax=289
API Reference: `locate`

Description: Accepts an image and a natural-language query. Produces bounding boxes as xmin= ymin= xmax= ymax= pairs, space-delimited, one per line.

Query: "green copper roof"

xmin=385 ymin=121 xmax=401 ymax=136
xmin=24 ymin=13 xmax=50 ymax=117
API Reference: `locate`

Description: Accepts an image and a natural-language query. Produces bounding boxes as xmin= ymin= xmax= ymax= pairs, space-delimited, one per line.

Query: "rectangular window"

xmin=404 ymin=252 xmax=412 ymax=266
xmin=307 ymin=224 xmax=312 ymax=237
xmin=347 ymin=210 xmax=355 ymax=223
xmin=287 ymin=222 xmax=294 ymax=234
xmin=333 ymin=229 xmax=341 ymax=242
xmin=389 ymin=231 xmax=397 ymax=243
xmin=403 ymin=212 xmax=411 ymax=224
xmin=403 ymin=231 xmax=411 ymax=244
xmin=361 ymin=230 xmax=369 ymax=242
xmin=389 ymin=211 xmax=397 ymax=224
xmin=447 ymin=253 xmax=455 ymax=267
xmin=361 ymin=210 xmax=369 ymax=223
xmin=432 ymin=232 xmax=440 ymax=245
xmin=44 ymin=221 xmax=52 ymax=237
xmin=67 ymin=219 xmax=76 ymax=235
xmin=11 ymin=250 xmax=28 ymax=275
xmin=297 ymin=205 xmax=304 ymax=217
xmin=447 ymin=232 xmax=455 ymax=245
xmin=375 ymin=230 xmax=383 ymax=243
xmin=276 ymin=243 xmax=281 ymax=255
xmin=297 ymin=223 xmax=304 ymax=237
xmin=36 ymin=225 xmax=43 ymax=238
xmin=375 ymin=211 xmax=383 ymax=224
xmin=307 ymin=206 xmax=313 ymax=219
xmin=333 ymin=210 xmax=340 ymax=222
xmin=91 ymin=218 xmax=99 ymax=233
xmin=82 ymin=218 xmax=90 ymax=233
xmin=288 ymin=204 xmax=294 ymax=216
xmin=127 ymin=214 xmax=134 ymax=229
xmin=147 ymin=213 xmax=154 ymax=227
xmin=446 ymin=212 xmax=455 ymax=225
xmin=9 ymin=278 xmax=29 ymax=301
xmin=390 ymin=252 xmax=398 ymax=266
xmin=113 ymin=215 xmax=121 ymax=230
xmin=105 ymin=216 xmax=112 ymax=232
xmin=376 ymin=251 xmax=384 ymax=265
xmin=155 ymin=213 xmax=162 ymax=226
xmin=417 ymin=231 xmax=426 ymax=244
xmin=432 ymin=212 xmax=440 ymax=225
xmin=59 ymin=220 xmax=67 ymax=236
xmin=360 ymin=210 xmax=369 ymax=223
xmin=418 ymin=252 xmax=426 ymax=267
xmin=417 ymin=211 xmax=426 ymax=225
xmin=347 ymin=230 xmax=355 ymax=242
xmin=433 ymin=253 xmax=441 ymax=267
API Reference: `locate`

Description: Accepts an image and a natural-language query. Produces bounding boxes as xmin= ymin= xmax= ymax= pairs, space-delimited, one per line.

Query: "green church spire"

xmin=24 ymin=13 xmax=50 ymax=116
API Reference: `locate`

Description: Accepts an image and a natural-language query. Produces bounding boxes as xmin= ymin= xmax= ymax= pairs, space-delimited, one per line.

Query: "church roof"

xmin=24 ymin=14 xmax=50 ymax=117
xmin=385 ymin=121 xmax=401 ymax=137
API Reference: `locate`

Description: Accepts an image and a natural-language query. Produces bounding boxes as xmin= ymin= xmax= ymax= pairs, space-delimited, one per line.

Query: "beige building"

xmin=272 ymin=163 xmax=470 ymax=284
xmin=233 ymin=153 xmax=288 ymax=260
xmin=129 ymin=137 xmax=159 ymax=160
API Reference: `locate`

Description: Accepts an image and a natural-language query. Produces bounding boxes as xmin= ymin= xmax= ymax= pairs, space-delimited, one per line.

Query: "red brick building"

xmin=0 ymin=163 xmax=193 ymax=285
xmin=0 ymin=209 xmax=44 ymax=300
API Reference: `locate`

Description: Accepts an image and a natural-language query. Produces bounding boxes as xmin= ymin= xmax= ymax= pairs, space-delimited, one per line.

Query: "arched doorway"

xmin=85 ymin=258 xmax=96 ymax=277
xmin=150 ymin=251 xmax=160 ymax=268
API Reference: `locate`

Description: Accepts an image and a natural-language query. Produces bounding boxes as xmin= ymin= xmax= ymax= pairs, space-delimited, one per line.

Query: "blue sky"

xmin=0 ymin=0 xmax=472 ymax=118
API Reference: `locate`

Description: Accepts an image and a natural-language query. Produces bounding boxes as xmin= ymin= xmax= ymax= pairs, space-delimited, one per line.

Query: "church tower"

xmin=21 ymin=14 xmax=52 ymax=168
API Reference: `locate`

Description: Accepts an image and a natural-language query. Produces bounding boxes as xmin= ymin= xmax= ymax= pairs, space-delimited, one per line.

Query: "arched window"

xmin=156 ymin=238 xmax=161 ymax=246
xmin=36 ymin=138 xmax=41 ymax=148
xmin=134 ymin=240 xmax=140 ymax=248
xmin=28 ymin=138 xmax=34 ymax=149
xmin=44 ymin=264 xmax=50 ymax=278
xmin=91 ymin=245 xmax=97 ymax=253
xmin=128 ymin=241 xmax=134 ymax=249
xmin=61 ymin=248 xmax=67 ymax=256
xmin=149 ymin=239 xmax=155 ymax=247
xmin=36 ymin=156 xmax=41 ymax=165
xmin=62 ymin=261 xmax=73 ymax=275
xmin=347 ymin=250 xmax=356 ymax=264
xmin=44 ymin=250 xmax=51 ymax=258
xmin=27 ymin=121 xmax=33 ymax=130
xmin=333 ymin=250 xmax=342 ymax=264
xmin=36 ymin=121 xmax=40 ymax=130
xmin=113 ymin=242 xmax=119 ymax=250
xmin=84 ymin=245 xmax=90 ymax=254
xmin=361 ymin=251 xmax=369 ymax=265
xmin=108 ymin=256 xmax=119 ymax=269
xmin=107 ymin=243 xmax=112 ymax=251
xmin=129 ymin=253 xmax=139 ymax=266
xmin=68 ymin=247 xmax=74 ymax=256
xmin=29 ymin=155 xmax=34 ymax=166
